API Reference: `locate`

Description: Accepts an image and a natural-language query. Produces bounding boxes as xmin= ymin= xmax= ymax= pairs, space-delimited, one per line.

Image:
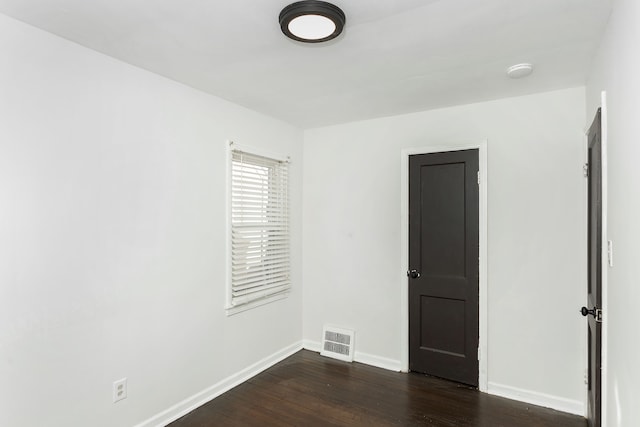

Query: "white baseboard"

xmin=302 ymin=340 xmax=402 ymax=372
xmin=487 ymin=382 xmax=585 ymax=416
xmin=135 ymin=341 xmax=304 ymax=427
xmin=354 ymin=351 xmax=402 ymax=372
xmin=302 ymin=339 xmax=321 ymax=352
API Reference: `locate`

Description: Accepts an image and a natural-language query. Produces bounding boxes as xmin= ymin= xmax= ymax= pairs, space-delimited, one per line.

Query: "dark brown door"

xmin=583 ymin=109 xmax=602 ymax=427
xmin=408 ymin=149 xmax=479 ymax=387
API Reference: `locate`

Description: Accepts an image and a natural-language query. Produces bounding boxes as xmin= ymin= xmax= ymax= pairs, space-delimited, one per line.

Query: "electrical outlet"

xmin=113 ymin=378 xmax=127 ymax=403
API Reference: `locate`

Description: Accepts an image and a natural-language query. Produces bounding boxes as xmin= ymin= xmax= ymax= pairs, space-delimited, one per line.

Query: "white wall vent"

xmin=320 ymin=325 xmax=355 ymax=362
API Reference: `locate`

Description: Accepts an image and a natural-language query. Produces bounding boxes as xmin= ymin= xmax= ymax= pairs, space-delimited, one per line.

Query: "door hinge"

xmin=477 ymin=171 xmax=480 ymax=185
xmin=477 ymin=347 xmax=481 ymax=361
xmin=583 ymin=163 xmax=589 ymax=178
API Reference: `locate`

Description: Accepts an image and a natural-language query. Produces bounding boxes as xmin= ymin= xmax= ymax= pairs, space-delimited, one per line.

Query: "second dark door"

xmin=583 ymin=109 xmax=602 ymax=427
xmin=408 ymin=149 xmax=479 ymax=387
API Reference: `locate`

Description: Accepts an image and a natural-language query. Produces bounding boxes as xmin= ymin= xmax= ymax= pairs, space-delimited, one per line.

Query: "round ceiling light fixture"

xmin=506 ymin=63 xmax=534 ymax=79
xmin=279 ymin=1 xmax=346 ymax=43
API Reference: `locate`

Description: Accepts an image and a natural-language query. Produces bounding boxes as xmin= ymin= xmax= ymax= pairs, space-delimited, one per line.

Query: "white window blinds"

xmin=230 ymin=149 xmax=290 ymax=307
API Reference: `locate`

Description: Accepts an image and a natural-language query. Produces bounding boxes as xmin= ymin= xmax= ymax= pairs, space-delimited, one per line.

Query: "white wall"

xmin=587 ymin=1 xmax=640 ymax=425
xmin=0 ymin=14 xmax=303 ymax=427
xmin=303 ymin=88 xmax=587 ymax=411
xmin=0 ymin=7 xmax=598 ymax=425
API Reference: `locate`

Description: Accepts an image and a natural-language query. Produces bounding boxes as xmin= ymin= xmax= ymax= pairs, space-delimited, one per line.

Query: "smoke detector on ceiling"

xmin=507 ymin=63 xmax=534 ymax=79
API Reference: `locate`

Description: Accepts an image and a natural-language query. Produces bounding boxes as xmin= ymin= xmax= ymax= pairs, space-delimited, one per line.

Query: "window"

xmin=228 ymin=146 xmax=290 ymax=311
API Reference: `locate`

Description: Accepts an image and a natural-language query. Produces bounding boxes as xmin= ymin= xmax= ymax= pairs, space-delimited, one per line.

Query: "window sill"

xmin=225 ymin=293 xmax=289 ymax=316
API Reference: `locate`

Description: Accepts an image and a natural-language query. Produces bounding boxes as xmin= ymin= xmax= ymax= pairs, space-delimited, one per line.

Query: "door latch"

xmin=581 ymin=306 xmax=603 ymax=323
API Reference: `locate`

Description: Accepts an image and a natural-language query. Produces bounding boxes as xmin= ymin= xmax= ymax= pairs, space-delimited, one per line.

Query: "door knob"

xmin=580 ymin=307 xmax=595 ymax=317
xmin=407 ymin=269 xmax=421 ymax=279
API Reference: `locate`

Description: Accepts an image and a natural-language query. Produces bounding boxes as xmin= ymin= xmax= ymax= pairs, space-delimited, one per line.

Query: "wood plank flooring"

xmin=169 ymin=350 xmax=586 ymax=427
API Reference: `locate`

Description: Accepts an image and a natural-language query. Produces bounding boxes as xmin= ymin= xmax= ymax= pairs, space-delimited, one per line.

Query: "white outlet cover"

xmin=113 ymin=378 xmax=127 ymax=403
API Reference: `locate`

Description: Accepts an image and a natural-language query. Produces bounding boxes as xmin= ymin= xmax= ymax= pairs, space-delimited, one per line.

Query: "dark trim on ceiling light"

xmin=279 ymin=1 xmax=346 ymax=43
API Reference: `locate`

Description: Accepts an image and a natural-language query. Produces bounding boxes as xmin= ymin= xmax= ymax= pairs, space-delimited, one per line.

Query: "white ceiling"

xmin=0 ymin=0 xmax=611 ymax=128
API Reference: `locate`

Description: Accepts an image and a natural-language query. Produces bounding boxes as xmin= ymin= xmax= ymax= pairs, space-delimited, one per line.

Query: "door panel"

xmin=420 ymin=163 xmax=466 ymax=276
xmin=408 ymin=149 xmax=479 ymax=387
xmin=420 ymin=296 xmax=466 ymax=357
xmin=585 ymin=109 xmax=602 ymax=427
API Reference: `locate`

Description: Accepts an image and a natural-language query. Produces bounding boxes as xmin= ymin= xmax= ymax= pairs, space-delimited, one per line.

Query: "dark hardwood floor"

xmin=169 ymin=350 xmax=586 ymax=427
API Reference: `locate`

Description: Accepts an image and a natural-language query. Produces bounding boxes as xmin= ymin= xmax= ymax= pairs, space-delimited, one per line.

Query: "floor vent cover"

xmin=321 ymin=326 xmax=355 ymax=362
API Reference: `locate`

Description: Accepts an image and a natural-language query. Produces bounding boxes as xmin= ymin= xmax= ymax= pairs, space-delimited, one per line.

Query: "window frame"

xmin=226 ymin=141 xmax=291 ymax=316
